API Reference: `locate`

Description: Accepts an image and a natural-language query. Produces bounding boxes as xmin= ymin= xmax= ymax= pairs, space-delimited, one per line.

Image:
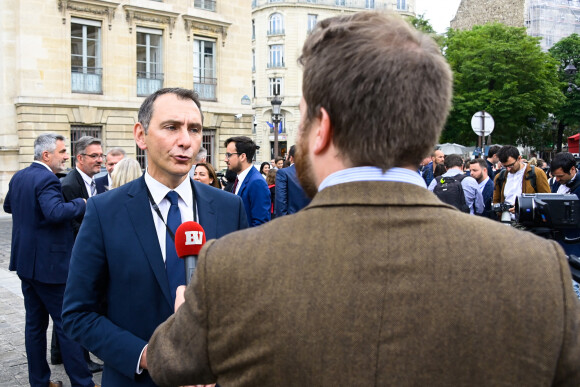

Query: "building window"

xmin=194 ymin=0 xmax=216 ymax=11
xmin=269 ymin=77 xmax=283 ymax=96
xmin=268 ymin=45 xmax=284 ymax=68
xmin=202 ymin=130 xmax=216 ymax=165
xmin=252 ymin=19 xmax=256 ymax=40
xmin=397 ymin=0 xmax=407 ymax=10
xmin=252 ymin=80 xmax=256 ymax=98
xmin=307 ymin=14 xmax=318 ymax=33
xmin=136 ymin=145 xmax=147 ymax=170
xmin=137 ymin=27 xmax=163 ymax=97
xmin=366 ymin=0 xmax=375 ymax=8
xmin=71 ymin=18 xmax=102 ymax=94
xmin=269 ymin=13 xmax=284 ymax=35
xmin=194 ymin=38 xmax=217 ymax=101
xmin=335 ymin=0 xmax=346 ymax=5
xmin=252 ymin=49 xmax=256 ymax=72
xmin=70 ymin=125 xmax=102 ymax=168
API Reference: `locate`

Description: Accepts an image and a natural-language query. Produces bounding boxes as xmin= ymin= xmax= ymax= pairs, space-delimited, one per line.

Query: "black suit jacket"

xmin=94 ymin=174 xmax=108 ymax=192
xmin=61 ymin=168 xmax=105 ymax=236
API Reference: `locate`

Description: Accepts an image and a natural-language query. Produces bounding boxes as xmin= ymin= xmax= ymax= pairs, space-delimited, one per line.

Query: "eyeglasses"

xmin=225 ymin=152 xmax=241 ymax=159
xmin=82 ymin=153 xmax=104 ymax=160
xmin=503 ymin=160 xmax=518 ymax=169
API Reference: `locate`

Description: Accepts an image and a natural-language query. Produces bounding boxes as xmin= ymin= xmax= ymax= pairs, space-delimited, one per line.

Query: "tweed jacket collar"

xmin=305 ymin=181 xmax=455 ymax=210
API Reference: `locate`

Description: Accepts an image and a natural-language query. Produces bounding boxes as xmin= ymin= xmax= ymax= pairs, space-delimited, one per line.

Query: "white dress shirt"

xmin=503 ymin=164 xmax=526 ymax=206
xmin=76 ymin=167 xmax=97 ymax=197
xmin=234 ymin=165 xmax=254 ymax=195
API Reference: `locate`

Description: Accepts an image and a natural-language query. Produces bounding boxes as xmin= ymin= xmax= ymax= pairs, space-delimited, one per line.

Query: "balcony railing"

xmin=267 ymin=61 xmax=285 ymax=68
xmin=194 ymin=77 xmax=217 ymax=100
xmin=137 ymin=72 xmax=164 ymax=96
xmin=194 ymin=0 xmax=216 ymax=11
xmin=268 ymin=28 xmax=285 ymax=35
xmin=71 ymin=66 xmax=102 ymax=94
xmin=252 ymin=0 xmax=402 ymax=10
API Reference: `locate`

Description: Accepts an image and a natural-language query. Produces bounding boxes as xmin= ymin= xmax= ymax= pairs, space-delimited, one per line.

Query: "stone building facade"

xmin=451 ymin=0 xmax=526 ymax=31
xmin=250 ymin=0 xmax=415 ymax=162
xmin=0 ymin=0 xmax=254 ymax=204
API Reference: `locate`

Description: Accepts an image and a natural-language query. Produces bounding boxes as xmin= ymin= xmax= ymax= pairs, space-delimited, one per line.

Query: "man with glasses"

xmin=492 ymin=145 xmax=550 ymax=215
xmin=59 ymin=135 xmax=106 ymax=373
xmin=224 ymin=136 xmax=271 ymax=226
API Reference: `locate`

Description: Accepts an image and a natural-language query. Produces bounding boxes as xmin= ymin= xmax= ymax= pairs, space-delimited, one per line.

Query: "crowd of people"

xmin=3 ymin=9 xmax=580 ymax=387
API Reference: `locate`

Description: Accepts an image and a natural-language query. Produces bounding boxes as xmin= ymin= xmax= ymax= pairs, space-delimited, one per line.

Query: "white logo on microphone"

xmin=185 ymin=231 xmax=204 ymax=245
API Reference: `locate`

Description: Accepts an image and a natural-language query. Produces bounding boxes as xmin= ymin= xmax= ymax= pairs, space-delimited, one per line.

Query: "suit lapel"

xmin=238 ymin=167 xmax=255 ymax=197
xmin=193 ymin=180 xmax=218 ymax=240
xmin=73 ymin=169 xmax=89 ymax=199
xmin=125 ymin=176 xmax=173 ymax=307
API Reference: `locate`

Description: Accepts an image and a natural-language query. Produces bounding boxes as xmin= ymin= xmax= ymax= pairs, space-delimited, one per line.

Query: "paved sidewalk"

xmin=0 ymin=216 xmax=102 ymax=386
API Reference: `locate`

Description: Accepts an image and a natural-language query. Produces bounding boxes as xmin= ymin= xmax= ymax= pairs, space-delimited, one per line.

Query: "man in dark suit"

xmin=62 ymin=88 xmax=248 ymax=386
xmin=59 ymin=135 xmax=106 ymax=372
xmin=275 ymin=145 xmax=311 ymax=217
xmin=224 ymin=136 xmax=271 ymax=226
xmin=94 ymin=147 xmax=126 ymax=192
xmin=469 ymin=158 xmax=495 ymax=219
xmin=146 ymin=12 xmax=580 ymax=386
xmin=61 ymin=135 xmax=105 ymax=236
xmin=4 ymin=133 xmax=94 ymax=387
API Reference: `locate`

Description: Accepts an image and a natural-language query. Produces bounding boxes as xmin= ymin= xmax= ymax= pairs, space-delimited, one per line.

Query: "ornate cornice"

xmin=123 ymin=5 xmax=179 ymax=38
xmin=182 ymin=14 xmax=231 ymax=45
xmin=57 ymin=0 xmax=120 ymax=30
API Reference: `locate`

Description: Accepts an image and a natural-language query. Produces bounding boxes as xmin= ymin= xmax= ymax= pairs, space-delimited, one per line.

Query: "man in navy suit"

xmin=469 ymin=158 xmax=494 ymax=219
xmin=95 ymin=147 xmax=126 ymax=192
xmin=225 ymin=136 xmax=271 ymax=227
xmin=275 ymin=145 xmax=311 ymax=217
xmin=4 ymin=133 xmax=94 ymax=387
xmin=62 ymin=88 xmax=248 ymax=386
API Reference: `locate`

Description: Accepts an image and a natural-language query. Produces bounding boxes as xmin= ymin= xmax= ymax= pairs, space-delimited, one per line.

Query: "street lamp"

xmin=270 ymin=94 xmax=282 ymax=158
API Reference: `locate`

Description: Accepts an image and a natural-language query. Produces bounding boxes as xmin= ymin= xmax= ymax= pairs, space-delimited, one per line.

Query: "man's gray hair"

xmin=74 ymin=136 xmax=102 ymax=157
xmin=195 ymin=147 xmax=207 ymax=163
xmin=106 ymin=147 xmax=126 ymax=158
xmin=34 ymin=133 xmax=66 ymax=161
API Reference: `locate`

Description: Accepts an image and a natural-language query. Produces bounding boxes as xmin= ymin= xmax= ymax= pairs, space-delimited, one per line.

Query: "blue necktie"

xmin=165 ymin=191 xmax=184 ymax=304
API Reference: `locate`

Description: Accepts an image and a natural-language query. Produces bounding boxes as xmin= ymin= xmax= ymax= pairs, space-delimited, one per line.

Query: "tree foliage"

xmin=407 ymin=14 xmax=444 ymax=47
xmin=442 ymin=24 xmax=564 ymax=146
xmin=549 ymin=33 xmax=580 ymax=151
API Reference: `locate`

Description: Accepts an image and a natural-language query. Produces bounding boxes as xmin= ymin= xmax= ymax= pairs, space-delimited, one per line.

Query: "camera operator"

xmin=493 ymin=145 xmax=550 ymax=218
xmin=550 ymin=152 xmax=580 ymax=256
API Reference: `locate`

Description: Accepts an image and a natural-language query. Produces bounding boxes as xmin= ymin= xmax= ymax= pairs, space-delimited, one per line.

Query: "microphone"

xmin=175 ymin=221 xmax=206 ymax=285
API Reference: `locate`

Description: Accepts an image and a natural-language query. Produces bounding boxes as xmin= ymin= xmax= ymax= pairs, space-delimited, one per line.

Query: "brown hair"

xmin=298 ymin=11 xmax=453 ymax=170
xmin=194 ymin=162 xmax=221 ymax=189
xmin=266 ymin=169 xmax=277 ymax=185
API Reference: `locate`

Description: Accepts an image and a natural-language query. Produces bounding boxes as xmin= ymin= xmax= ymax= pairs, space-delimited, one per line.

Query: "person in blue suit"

xmin=468 ymin=158 xmax=495 ymax=219
xmin=62 ymin=88 xmax=248 ymax=386
xmin=4 ymin=133 xmax=94 ymax=387
xmin=224 ymin=136 xmax=271 ymax=227
xmin=275 ymin=145 xmax=311 ymax=217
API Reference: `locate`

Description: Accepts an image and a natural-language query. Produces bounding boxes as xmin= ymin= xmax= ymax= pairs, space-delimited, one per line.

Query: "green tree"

xmin=443 ymin=24 xmax=564 ymax=146
xmin=407 ymin=14 xmax=444 ymax=46
xmin=549 ymin=33 xmax=580 ymax=152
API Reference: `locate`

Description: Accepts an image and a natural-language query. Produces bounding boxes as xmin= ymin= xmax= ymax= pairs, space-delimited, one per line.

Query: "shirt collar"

xmin=236 ymin=165 xmax=254 ymax=187
xmin=76 ymin=167 xmax=94 ymax=185
xmin=144 ymin=170 xmax=193 ymax=209
xmin=318 ymin=166 xmax=427 ymax=192
xmin=478 ymin=176 xmax=490 ymax=188
xmin=33 ymin=160 xmax=53 ymax=173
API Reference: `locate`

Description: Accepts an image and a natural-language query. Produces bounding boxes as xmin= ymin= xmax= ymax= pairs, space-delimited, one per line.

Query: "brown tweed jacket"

xmin=148 ymin=181 xmax=580 ymax=387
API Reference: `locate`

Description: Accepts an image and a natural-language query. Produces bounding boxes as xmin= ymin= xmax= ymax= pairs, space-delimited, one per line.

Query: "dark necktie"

xmin=90 ymin=180 xmax=96 ymax=197
xmin=232 ymin=177 xmax=239 ymax=194
xmin=165 ymin=191 xmax=184 ymax=304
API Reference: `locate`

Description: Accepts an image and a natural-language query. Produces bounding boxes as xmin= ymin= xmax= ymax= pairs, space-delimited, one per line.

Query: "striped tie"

xmin=90 ymin=180 xmax=96 ymax=197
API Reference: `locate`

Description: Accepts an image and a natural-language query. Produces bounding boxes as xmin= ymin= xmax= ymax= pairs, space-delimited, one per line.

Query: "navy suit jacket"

xmin=62 ymin=176 xmax=248 ymax=386
xmin=275 ymin=164 xmax=311 ymax=217
xmin=3 ymin=163 xmax=86 ymax=284
xmin=481 ymin=178 xmax=494 ymax=219
xmin=62 ymin=168 xmax=106 ymax=236
xmin=94 ymin=174 xmax=109 ymax=192
xmin=237 ymin=166 xmax=271 ymax=227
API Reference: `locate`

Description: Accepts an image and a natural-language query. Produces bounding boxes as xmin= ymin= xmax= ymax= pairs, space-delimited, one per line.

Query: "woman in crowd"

xmin=193 ymin=162 xmax=221 ymax=189
xmin=266 ymin=169 xmax=277 ymax=219
xmin=260 ymin=162 xmax=270 ymax=179
xmin=110 ymin=158 xmax=143 ymax=189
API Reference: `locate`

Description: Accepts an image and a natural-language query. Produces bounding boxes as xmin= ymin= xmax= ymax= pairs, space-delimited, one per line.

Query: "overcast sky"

xmin=415 ymin=0 xmax=462 ymax=34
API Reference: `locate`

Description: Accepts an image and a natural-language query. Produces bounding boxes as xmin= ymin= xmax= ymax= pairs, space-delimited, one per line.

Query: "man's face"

xmin=276 ymin=159 xmax=284 ymax=169
xmin=295 ymin=98 xmax=318 ymax=198
xmin=45 ymin=140 xmax=69 ymax=173
xmin=225 ymin=142 xmax=243 ymax=174
xmin=503 ymin=156 xmax=522 ymax=174
xmin=469 ymin=163 xmax=486 ymax=183
xmin=552 ymin=167 xmax=576 ymax=185
xmin=76 ymin=143 xmax=103 ymax=177
xmin=135 ymin=93 xmax=202 ymax=188
xmin=105 ymin=153 xmax=124 ymax=175
xmin=432 ymin=150 xmax=445 ymax=165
